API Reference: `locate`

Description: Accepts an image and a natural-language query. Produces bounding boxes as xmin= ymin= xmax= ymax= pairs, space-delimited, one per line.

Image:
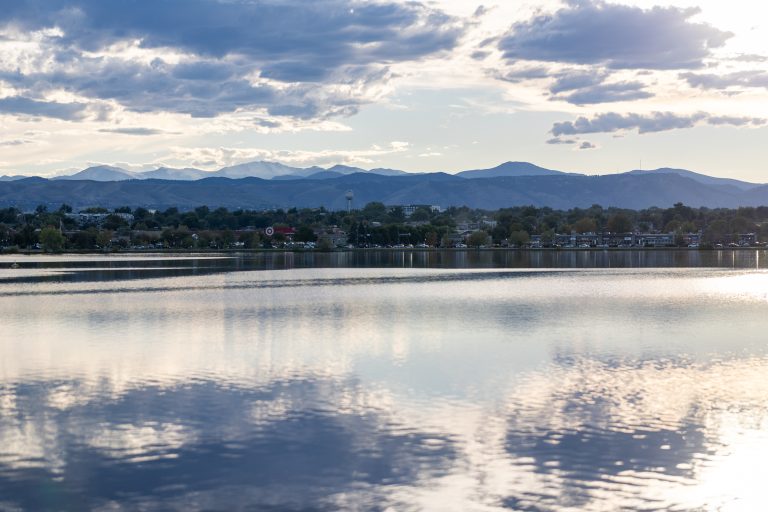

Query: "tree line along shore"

xmin=2 ymin=202 xmax=768 ymax=253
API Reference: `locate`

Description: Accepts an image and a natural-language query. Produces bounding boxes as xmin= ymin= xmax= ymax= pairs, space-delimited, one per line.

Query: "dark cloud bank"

xmin=0 ymin=0 xmax=463 ymax=120
xmin=498 ymin=0 xmax=731 ymax=70
xmin=494 ymin=0 xmax=731 ymax=105
xmin=552 ymin=111 xmax=766 ymax=136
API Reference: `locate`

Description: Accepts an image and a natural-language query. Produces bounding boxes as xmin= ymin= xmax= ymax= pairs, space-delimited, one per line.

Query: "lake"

xmin=1 ymin=250 xmax=768 ymax=511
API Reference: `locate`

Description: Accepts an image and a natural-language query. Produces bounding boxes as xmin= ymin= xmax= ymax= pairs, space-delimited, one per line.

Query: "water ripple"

xmin=2 ymin=264 xmax=768 ymax=510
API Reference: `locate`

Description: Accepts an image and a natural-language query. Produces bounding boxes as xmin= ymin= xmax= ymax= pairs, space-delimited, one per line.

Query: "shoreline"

xmin=1 ymin=246 xmax=765 ymax=257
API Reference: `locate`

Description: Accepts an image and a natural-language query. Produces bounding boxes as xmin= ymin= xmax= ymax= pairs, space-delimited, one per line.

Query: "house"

xmin=681 ymin=232 xmax=702 ymax=246
xmin=601 ymin=233 xmax=634 ymax=247
xmin=315 ymin=226 xmax=348 ymax=247
xmin=738 ymin=233 xmax=757 ymax=246
xmin=554 ymin=233 xmax=600 ymax=247
xmin=634 ymin=233 xmax=675 ymax=247
xmin=399 ymin=205 xmax=443 ymax=218
xmin=65 ymin=212 xmax=134 ymax=227
xmin=273 ymin=226 xmax=296 ymax=239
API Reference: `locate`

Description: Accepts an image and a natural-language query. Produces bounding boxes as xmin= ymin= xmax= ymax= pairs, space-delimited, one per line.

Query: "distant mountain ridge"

xmin=1 ymin=167 xmax=767 ymax=211
xmin=142 ymin=167 xmax=210 ymax=180
xmin=54 ymin=165 xmax=138 ymax=181
xmin=456 ymin=161 xmax=570 ymax=178
xmin=37 ymin=160 xmax=416 ymax=181
xmin=625 ymin=167 xmax=760 ymax=191
xmin=11 ymin=160 xmax=761 ymax=193
xmin=1 ymin=160 xmax=765 ymax=211
xmin=213 ymin=161 xmax=303 ymax=180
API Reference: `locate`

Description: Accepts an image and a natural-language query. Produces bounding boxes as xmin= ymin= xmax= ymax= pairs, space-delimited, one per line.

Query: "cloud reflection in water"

xmin=0 ymin=377 xmax=456 ymax=511
xmin=2 ymin=260 xmax=768 ymax=510
xmin=499 ymin=356 xmax=768 ymax=511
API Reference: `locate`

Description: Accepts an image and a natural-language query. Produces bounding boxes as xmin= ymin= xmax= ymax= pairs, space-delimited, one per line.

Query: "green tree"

xmin=133 ymin=207 xmax=152 ymax=221
xmin=573 ymin=217 xmax=597 ymax=234
xmin=680 ymin=221 xmax=697 ymax=233
xmin=82 ymin=206 xmax=108 ymax=214
xmin=362 ymin=202 xmax=387 ymax=221
xmin=239 ymin=231 xmax=262 ymax=249
xmin=730 ymin=216 xmax=756 ymax=234
xmin=703 ymin=220 xmax=729 ymax=244
xmin=197 ymin=231 xmax=214 ymax=249
xmin=96 ymin=230 xmax=114 ymax=250
xmin=386 ymin=206 xmax=405 ymax=223
xmin=295 ymin=226 xmax=317 ymax=242
xmin=317 ymin=237 xmax=334 ymax=251
xmin=607 ymin=213 xmax=633 ymax=233
xmin=664 ymin=220 xmax=681 ymax=233
xmin=221 ymin=229 xmax=236 ymax=248
xmin=467 ymin=230 xmax=489 ymax=248
xmin=39 ymin=226 xmax=65 ymax=252
xmin=195 ymin=205 xmax=210 ymax=218
xmin=68 ymin=228 xmax=98 ymax=250
xmin=103 ymin=214 xmax=128 ymax=231
xmin=540 ymin=229 xmax=555 ymax=247
xmin=508 ymin=230 xmax=530 ymax=247
xmin=181 ymin=212 xmax=202 ymax=229
xmin=14 ymin=224 xmax=38 ymax=248
xmin=491 ymin=224 xmax=510 ymax=244
xmin=410 ymin=207 xmax=431 ymax=222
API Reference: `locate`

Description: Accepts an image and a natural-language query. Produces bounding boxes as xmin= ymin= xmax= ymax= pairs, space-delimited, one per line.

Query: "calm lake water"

xmin=1 ymin=250 xmax=768 ymax=511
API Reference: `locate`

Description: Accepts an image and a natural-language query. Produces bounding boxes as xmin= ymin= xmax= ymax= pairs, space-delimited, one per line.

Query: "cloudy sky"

xmin=0 ymin=0 xmax=766 ymax=179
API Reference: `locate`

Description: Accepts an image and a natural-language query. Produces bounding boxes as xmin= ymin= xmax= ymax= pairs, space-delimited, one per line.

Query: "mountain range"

xmin=0 ymin=161 xmax=766 ymax=210
xmin=0 ymin=160 xmax=411 ymax=182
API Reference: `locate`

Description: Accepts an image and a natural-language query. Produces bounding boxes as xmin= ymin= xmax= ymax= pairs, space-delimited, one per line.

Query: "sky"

xmin=0 ymin=0 xmax=766 ymax=180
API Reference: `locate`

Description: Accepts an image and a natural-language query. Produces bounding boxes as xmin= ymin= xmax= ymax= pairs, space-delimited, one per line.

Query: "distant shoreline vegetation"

xmin=1 ymin=202 xmax=766 ymax=254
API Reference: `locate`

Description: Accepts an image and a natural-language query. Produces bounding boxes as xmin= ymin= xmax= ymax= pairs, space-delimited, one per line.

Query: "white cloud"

xmin=498 ymin=1 xmax=731 ymax=70
xmin=167 ymin=142 xmax=412 ymax=169
xmin=552 ymin=111 xmax=766 ymax=136
xmin=0 ymin=0 xmax=464 ymax=121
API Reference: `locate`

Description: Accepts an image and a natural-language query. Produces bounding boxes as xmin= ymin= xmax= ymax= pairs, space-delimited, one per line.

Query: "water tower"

xmin=345 ymin=190 xmax=354 ymax=213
